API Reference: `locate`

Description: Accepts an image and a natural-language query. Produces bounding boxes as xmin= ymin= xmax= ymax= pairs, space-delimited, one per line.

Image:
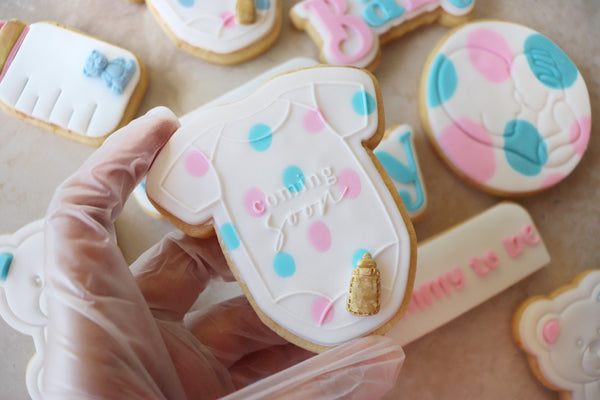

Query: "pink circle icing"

xmin=243 ymin=188 xmax=267 ymax=217
xmin=338 ymin=169 xmax=362 ymax=199
xmin=312 ymin=296 xmax=334 ymax=326
xmin=467 ymin=28 xmax=513 ymax=83
xmin=307 ymin=221 xmax=331 ymax=252
xmin=184 ymin=151 xmax=210 ymax=177
xmin=569 ymin=116 xmax=591 ymax=157
xmin=220 ymin=11 xmax=236 ymax=29
xmin=439 ymin=118 xmax=496 ymax=184
xmin=303 ymin=108 xmax=325 ymax=134
xmin=539 ymin=172 xmax=566 ymax=189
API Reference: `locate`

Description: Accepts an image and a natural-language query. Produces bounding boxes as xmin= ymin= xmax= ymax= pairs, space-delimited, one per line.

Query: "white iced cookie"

xmin=375 ymin=124 xmax=427 ymax=220
xmin=0 ymin=219 xmax=47 ymax=400
xmin=146 ymin=0 xmax=282 ymax=64
xmin=420 ymin=20 xmax=591 ymax=196
xmin=0 ymin=20 xmax=147 ymax=146
xmin=513 ymin=270 xmax=600 ymax=400
xmin=290 ymin=0 xmax=475 ymax=70
xmin=146 ymin=66 xmax=417 ymax=352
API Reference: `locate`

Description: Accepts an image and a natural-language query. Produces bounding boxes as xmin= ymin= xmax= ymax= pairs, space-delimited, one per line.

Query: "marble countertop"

xmin=0 ymin=1 xmax=598 ymax=399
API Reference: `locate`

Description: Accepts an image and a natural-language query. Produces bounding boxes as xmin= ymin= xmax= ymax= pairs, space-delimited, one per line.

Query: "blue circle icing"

xmin=447 ymin=0 xmax=473 ymax=8
xmin=352 ymin=90 xmax=376 ymax=116
xmin=274 ymin=252 xmax=296 ymax=277
xmin=221 ymin=223 xmax=240 ymax=251
xmin=255 ymin=0 xmax=270 ymax=10
xmin=0 ymin=252 xmax=14 ymax=281
xmin=248 ymin=123 xmax=272 ymax=152
xmin=178 ymin=0 xmax=194 ymax=7
xmin=427 ymin=54 xmax=457 ymax=108
xmin=283 ymin=166 xmax=305 ymax=193
xmin=352 ymin=248 xmax=369 ymax=269
xmin=503 ymin=119 xmax=548 ymax=176
xmin=524 ymin=33 xmax=578 ymax=89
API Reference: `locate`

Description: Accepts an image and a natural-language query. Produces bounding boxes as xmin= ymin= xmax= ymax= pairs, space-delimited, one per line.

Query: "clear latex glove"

xmin=43 ymin=107 xmax=405 ymax=400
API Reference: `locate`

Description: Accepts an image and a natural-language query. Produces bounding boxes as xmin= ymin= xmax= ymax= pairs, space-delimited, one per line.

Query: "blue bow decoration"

xmin=83 ymin=50 xmax=136 ymax=95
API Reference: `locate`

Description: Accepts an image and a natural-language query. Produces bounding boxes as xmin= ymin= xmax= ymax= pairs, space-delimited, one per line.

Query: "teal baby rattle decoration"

xmin=83 ymin=50 xmax=136 ymax=95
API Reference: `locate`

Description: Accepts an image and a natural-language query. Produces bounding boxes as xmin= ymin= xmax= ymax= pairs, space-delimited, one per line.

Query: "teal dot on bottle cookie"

xmin=352 ymin=90 xmax=376 ymax=116
xmin=177 ymin=0 xmax=194 ymax=7
xmin=274 ymin=252 xmax=296 ymax=277
xmin=255 ymin=0 xmax=270 ymax=10
xmin=221 ymin=223 xmax=240 ymax=251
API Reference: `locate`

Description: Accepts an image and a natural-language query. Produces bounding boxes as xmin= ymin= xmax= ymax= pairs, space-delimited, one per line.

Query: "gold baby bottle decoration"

xmin=347 ymin=253 xmax=381 ymax=316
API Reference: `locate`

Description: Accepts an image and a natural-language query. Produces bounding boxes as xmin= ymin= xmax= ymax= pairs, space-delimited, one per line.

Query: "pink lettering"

xmin=521 ymin=224 xmax=540 ymax=246
xmin=303 ymin=0 xmax=374 ymax=64
xmin=469 ymin=257 xmax=489 ymax=277
xmin=503 ymin=234 xmax=524 ymax=258
xmin=408 ymin=266 xmax=465 ymax=313
xmin=445 ymin=266 xmax=465 ymax=290
xmin=469 ymin=250 xmax=500 ymax=277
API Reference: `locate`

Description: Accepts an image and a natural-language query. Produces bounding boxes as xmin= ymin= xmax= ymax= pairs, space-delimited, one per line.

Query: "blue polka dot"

xmin=221 ymin=223 xmax=240 ymax=251
xmin=427 ymin=54 xmax=457 ymax=107
xmin=351 ymin=90 xmax=376 ymax=115
xmin=525 ymin=33 xmax=578 ymax=90
xmin=274 ymin=252 xmax=296 ymax=277
xmin=255 ymin=0 xmax=270 ymax=10
xmin=178 ymin=0 xmax=194 ymax=7
xmin=448 ymin=0 xmax=473 ymax=8
xmin=140 ymin=180 xmax=146 ymax=191
xmin=248 ymin=123 xmax=272 ymax=152
xmin=0 ymin=252 xmax=14 ymax=281
xmin=352 ymin=249 xmax=369 ymax=269
xmin=503 ymin=120 xmax=548 ymax=176
xmin=283 ymin=166 xmax=305 ymax=193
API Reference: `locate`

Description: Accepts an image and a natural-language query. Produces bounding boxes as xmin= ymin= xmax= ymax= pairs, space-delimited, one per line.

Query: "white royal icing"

xmin=386 ymin=202 xmax=550 ymax=345
xmin=146 ymin=66 xmax=414 ymax=348
xmin=146 ymin=0 xmax=280 ymax=54
xmin=291 ymin=0 xmax=475 ymax=68
xmin=0 ymin=219 xmax=47 ymax=400
xmin=0 ymin=22 xmax=141 ymax=139
xmin=516 ymin=270 xmax=600 ymax=400
xmin=422 ymin=20 xmax=591 ymax=195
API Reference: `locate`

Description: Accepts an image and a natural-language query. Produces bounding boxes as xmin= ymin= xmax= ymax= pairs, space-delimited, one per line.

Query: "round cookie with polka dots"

xmin=419 ymin=20 xmax=591 ymax=196
xmin=146 ymin=66 xmax=416 ymax=352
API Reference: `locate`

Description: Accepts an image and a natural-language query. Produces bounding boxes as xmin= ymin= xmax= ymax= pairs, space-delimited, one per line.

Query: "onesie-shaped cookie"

xmin=290 ymin=0 xmax=475 ymax=70
xmin=513 ymin=270 xmax=600 ymax=400
xmin=146 ymin=0 xmax=282 ymax=64
xmin=0 ymin=220 xmax=47 ymax=400
xmin=146 ymin=66 xmax=417 ymax=352
xmin=420 ymin=20 xmax=591 ymax=196
xmin=0 ymin=20 xmax=147 ymax=146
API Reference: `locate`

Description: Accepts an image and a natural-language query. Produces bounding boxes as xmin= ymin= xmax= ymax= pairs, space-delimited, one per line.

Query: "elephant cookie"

xmin=0 ymin=219 xmax=47 ymax=400
xmin=146 ymin=66 xmax=417 ymax=352
xmin=0 ymin=20 xmax=147 ymax=146
xmin=146 ymin=0 xmax=282 ymax=64
xmin=420 ymin=20 xmax=591 ymax=196
xmin=290 ymin=0 xmax=475 ymax=70
xmin=513 ymin=270 xmax=600 ymax=400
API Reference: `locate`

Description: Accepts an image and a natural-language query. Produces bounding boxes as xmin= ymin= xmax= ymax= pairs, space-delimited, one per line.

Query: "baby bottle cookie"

xmin=0 ymin=20 xmax=147 ymax=146
xmin=290 ymin=0 xmax=475 ymax=70
xmin=513 ymin=270 xmax=600 ymax=400
xmin=146 ymin=66 xmax=417 ymax=352
xmin=420 ymin=20 xmax=591 ymax=196
xmin=145 ymin=0 xmax=282 ymax=64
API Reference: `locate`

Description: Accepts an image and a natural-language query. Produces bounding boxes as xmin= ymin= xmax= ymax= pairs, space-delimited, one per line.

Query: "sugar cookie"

xmin=513 ymin=270 xmax=600 ymax=400
xmin=0 ymin=219 xmax=47 ymax=400
xmin=0 ymin=20 xmax=147 ymax=146
xmin=146 ymin=66 xmax=417 ymax=352
xmin=290 ymin=0 xmax=475 ymax=70
xmin=145 ymin=0 xmax=282 ymax=64
xmin=420 ymin=20 xmax=591 ymax=196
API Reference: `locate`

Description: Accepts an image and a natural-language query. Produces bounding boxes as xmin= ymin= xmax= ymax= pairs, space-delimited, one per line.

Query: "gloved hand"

xmin=43 ymin=107 xmax=405 ymax=400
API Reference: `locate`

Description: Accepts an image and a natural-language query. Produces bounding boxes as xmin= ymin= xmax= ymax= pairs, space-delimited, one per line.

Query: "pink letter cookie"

xmin=420 ymin=20 xmax=591 ymax=196
xmin=0 ymin=20 xmax=147 ymax=146
xmin=513 ymin=270 xmax=600 ymax=400
xmin=290 ymin=0 xmax=475 ymax=70
xmin=145 ymin=0 xmax=282 ymax=64
xmin=146 ymin=66 xmax=417 ymax=352
xmin=0 ymin=220 xmax=47 ymax=400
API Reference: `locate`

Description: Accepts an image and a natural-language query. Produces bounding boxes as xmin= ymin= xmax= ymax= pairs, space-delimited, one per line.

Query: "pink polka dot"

xmin=540 ymin=172 xmax=566 ymax=189
xmin=312 ymin=296 xmax=334 ymax=326
xmin=184 ymin=151 xmax=210 ymax=177
xmin=467 ymin=28 xmax=512 ymax=83
xmin=302 ymin=108 xmax=325 ymax=134
xmin=440 ymin=118 xmax=496 ymax=184
xmin=243 ymin=188 xmax=266 ymax=217
xmin=338 ymin=169 xmax=361 ymax=199
xmin=220 ymin=11 xmax=236 ymax=29
xmin=307 ymin=221 xmax=331 ymax=252
xmin=569 ymin=116 xmax=591 ymax=157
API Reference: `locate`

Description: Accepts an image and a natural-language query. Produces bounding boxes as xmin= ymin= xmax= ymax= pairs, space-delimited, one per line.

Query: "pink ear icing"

xmin=542 ymin=319 xmax=560 ymax=345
